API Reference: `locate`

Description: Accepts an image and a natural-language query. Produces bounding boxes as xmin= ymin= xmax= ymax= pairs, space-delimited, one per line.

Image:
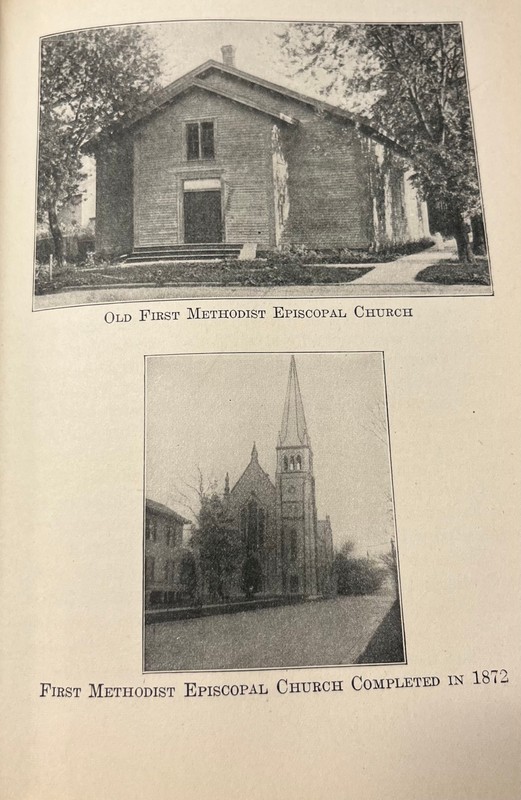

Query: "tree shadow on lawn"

xmin=416 ymin=257 xmax=491 ymax=285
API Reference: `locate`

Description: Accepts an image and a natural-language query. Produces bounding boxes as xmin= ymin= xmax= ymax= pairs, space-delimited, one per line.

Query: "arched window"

xmin=248 ymin=499 xmax=258 ymax=551
xmin=289 ymin=456 xmax=295 ymax=471
xmin=283 ymin=456 xmax=288 ymax=472
xmin=296 ymin=455 xmax=302 ymax=471
xmin=240 ymin=507 xmax=248 ymax=544
xmin=258 ymin=509 xmax=265 ymax=549
xmin=290 ymin=530 xmax=298 ymax=561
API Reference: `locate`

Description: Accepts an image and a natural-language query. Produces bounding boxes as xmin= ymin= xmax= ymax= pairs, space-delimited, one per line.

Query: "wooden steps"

xmin=124 ymin=243 xmax=244 ymax=263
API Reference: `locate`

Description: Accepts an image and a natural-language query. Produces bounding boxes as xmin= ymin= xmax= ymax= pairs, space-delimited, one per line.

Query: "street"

xmin=145 ymin=591 xmax=401 ymax=672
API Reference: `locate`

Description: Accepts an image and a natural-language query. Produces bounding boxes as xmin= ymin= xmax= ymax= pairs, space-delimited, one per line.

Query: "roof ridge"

xmin=87 ymin=57 xmax=401 ymax=150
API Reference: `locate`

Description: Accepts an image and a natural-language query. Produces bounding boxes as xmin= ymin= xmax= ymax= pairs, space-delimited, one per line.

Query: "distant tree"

xmin=379 ymin=540 xmax=399 ymax=595
xmin=279 ymin=23 xmax=482 ymax=261
xmin=191 ymin=492 xmax=241 ymax=602
xmin=334 ymin=539 xmax=386 ymax=595
xmin=38 ymin=26 xmax=162 ymax=264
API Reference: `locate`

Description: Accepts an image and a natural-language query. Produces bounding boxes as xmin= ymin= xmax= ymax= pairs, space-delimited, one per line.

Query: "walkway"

xmin=349 ymin=239 xmax=458 ymax=284
xmin=145 ymin=591 xmax=400 ymax=672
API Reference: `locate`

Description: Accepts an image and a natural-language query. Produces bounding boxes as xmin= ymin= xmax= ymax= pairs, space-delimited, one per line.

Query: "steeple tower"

xmin=276 ymin=356 xmax=318 ymax=595
xmin=279 ymin=355 xmax=310 ymax=448
xmin=277 ymin=355 xmax=313 ymax=475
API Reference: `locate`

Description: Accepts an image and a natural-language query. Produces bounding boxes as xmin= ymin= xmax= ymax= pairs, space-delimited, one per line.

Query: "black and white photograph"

xmin=35 ymin=20 xmax=491 ymax=310
xmin=144 ymin=352 xmax=405 ymax=672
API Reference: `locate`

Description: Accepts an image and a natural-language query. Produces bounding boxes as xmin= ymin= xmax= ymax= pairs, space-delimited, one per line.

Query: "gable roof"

xmin=230 ymin=443 xmax=276 ymax=499
xmin=90 ymin=58 xmax=400 ymax=150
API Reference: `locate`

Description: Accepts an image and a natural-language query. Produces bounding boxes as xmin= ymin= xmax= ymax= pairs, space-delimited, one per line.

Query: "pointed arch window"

xmin=283 ymin=456 xmax=289 ymax=472
xmin=241 ymin=498 xmax=268 ymax=555
xmin=240 ymin=507 xmax=248 ymax=545
xmin=258 ymin=509 xmax=265 ymax=550
xmin=296 ymin=455 xmax=302 ymax=471
xmin=290 ymin=530 xmax=298 ymax=561
xmin=289 ymin=456 xmax=295 ymax=471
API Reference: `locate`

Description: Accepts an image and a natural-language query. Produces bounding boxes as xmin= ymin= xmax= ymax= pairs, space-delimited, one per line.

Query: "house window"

xmin=145 ymin=556 xmax=155 ymax=582
xmin=145 ymin=517 xmax=157 ymax=542
xmin=164 ymin=559 xmax=175 ymax=583
xmin=166 ymin=525 xmax=177 ymax=547
xmin=186 ymin=121 xmax=215 ymax=160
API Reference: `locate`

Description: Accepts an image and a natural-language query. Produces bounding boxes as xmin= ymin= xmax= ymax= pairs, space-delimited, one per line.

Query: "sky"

xmin=150 ymin=20 xmax=352 ymax=108
xmin=145 ymin=353 xmax=396 ymax=555
xmin=79 ymin=21 xmax=353 ymax=210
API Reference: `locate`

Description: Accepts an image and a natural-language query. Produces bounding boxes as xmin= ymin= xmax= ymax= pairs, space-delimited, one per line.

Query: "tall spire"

xmin=279 ymin=356 xmax=309 ymax=446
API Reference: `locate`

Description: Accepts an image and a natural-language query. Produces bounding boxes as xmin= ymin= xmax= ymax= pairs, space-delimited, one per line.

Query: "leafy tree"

xmin=179 ymin=550 xmax=198 ymax=601
xmin=333 ymin=540 xmax=386 ymax=595
xmin=191 ymin=492 xmax=241 ymax=602
xmin=38 ymin=26 xmax=162 ymax=264
xmin=279 ymin=23 xmax=482 ymax=261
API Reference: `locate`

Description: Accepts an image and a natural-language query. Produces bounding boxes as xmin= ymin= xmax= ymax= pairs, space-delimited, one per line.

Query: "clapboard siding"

xmin=95 ymin=67 xmax=430 ymax=253
xmin=133 ymin=89 xmax=274 ymax=247
xmin=200 ymin=71 xmax=377 ymax=247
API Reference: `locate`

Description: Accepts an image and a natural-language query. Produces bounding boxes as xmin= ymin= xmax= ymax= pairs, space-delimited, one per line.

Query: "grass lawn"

xmin=416 ymin=256 xmax=491 ymax=285
xmin=35 ymin=261 xmax=373 ymax=294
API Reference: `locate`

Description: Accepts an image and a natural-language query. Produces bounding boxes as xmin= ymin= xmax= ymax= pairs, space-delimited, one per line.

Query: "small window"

xmin=296 ymin=455 xmax=302 ymax=471
xmin=201 ymin=122 xmax=215 ymax=158
xmin=145 ymin=517 xmax=157 ymax=542
xmin=283 ymin=456 xmax=288 ymax=472
xmin=145 ymin=556 xmax=155 ymax=581
xmin=289 ymin=456 xmax=295 ymax=471
xmin=186 ymin=121 xmax=215 ymax=160
xmin=165 ymin=559 xmax=175 ymax=583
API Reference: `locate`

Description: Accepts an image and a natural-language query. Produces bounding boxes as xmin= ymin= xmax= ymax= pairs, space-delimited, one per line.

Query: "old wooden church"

xmin=94 ymin=45 xmax=430 ymax=261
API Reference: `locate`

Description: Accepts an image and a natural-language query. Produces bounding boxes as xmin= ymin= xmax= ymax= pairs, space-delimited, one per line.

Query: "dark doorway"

xmin=184 ymin=190 xmax=222 ymax=243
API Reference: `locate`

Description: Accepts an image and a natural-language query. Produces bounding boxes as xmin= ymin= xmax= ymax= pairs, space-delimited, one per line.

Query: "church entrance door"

xmin=183 ymin=188 xmax=223 ymax=243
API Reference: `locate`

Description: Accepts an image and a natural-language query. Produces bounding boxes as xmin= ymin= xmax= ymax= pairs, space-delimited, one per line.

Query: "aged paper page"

xmin=1 ymin=1 xmax=520 ymax=798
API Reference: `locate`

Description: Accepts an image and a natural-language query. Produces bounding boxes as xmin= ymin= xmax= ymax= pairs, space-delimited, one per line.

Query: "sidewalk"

xmin=349 ymin=239 xmax=458 ymax=284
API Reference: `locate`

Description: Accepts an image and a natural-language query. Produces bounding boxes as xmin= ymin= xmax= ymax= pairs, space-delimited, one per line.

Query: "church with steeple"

xmin=225 ymin=356 xmax=334 ymax=598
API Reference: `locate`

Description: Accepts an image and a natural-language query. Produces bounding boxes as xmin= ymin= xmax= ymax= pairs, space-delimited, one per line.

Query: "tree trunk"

xmin=453 ymin=212 xmax=476 ymax=263
xmin=471 ymin=214 xmax=487 ymax=255
xmin=47 ymin=200 xmax=65 ymax=268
